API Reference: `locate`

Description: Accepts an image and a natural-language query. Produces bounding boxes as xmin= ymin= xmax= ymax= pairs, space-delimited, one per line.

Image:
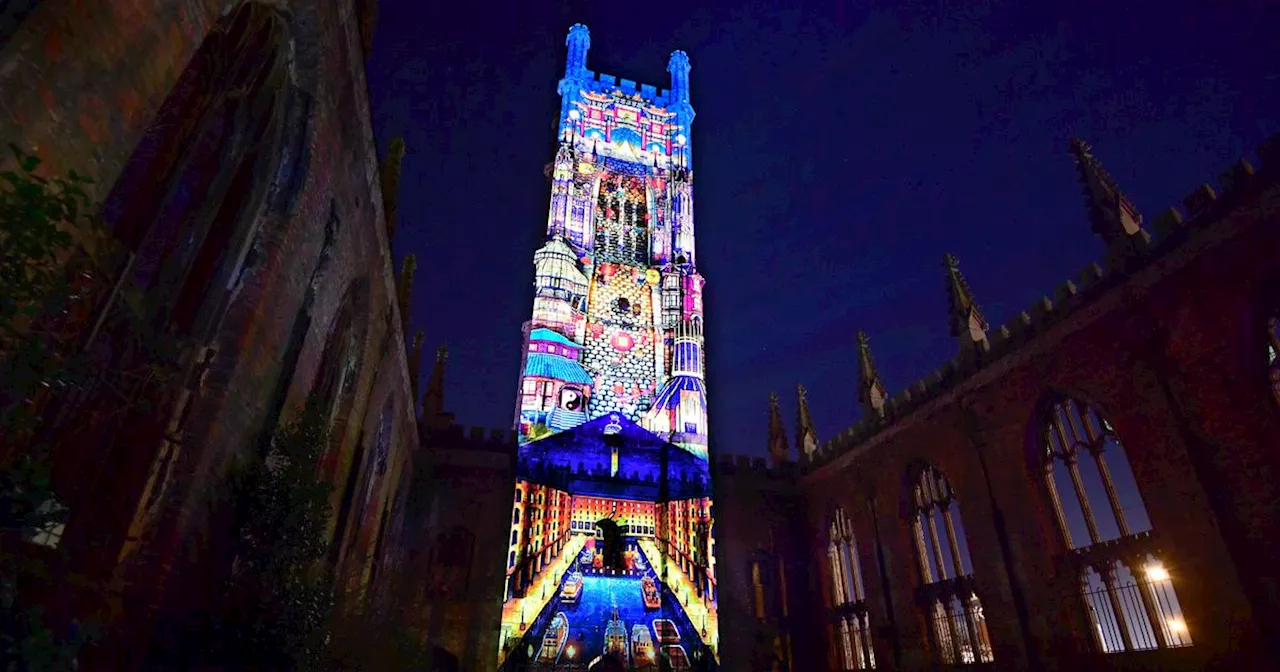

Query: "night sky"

xmin=366 ymin=0 xmax=1279 ymax=458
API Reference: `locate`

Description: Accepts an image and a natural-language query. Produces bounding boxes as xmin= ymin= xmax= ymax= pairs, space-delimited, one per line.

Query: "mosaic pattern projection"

xmin=501 ymin=24 xmax=718 ymax=671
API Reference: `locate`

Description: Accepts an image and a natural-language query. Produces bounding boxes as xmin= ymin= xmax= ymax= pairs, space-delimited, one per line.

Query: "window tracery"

xmin=909 ymin=465 xmax=994 ymax=665
xmin=1040 ymin=396 xmax=1192 ymax=653
xmin=827 ymin=507 xmax=875 ymax=670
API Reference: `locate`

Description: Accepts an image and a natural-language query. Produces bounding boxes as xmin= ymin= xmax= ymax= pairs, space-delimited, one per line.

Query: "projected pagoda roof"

xmin=517 ymin=413 xmax=711 ymax=501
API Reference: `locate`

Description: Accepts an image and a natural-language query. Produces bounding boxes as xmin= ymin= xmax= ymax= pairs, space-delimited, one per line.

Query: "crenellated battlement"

xmin=580 ymin=70 xmax=673 ymax=106
xmin=425 ymin=423 xmax=520 ymax=448
xmin=714 ymin=452 xmax=801 ymax=479
xmin=809 ymin=133 xmax=1280 ymax=472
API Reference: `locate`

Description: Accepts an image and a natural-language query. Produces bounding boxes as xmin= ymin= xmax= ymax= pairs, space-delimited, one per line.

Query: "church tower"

xmin=514 ymin=24 xmax=709 ymax=459
xmin=500 ymin=26 xmax=720 ymax=671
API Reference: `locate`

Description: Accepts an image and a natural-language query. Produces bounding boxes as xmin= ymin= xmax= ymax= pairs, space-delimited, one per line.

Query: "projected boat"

xmin=604 ymin=607 xmax=629 ymax=659
xmin=641 ymin=575 xmax=661 ymax=609
xmin=561 ymin=570 xmax=583 ymax=604
xmin=536 ymin=612 xmax=569 ymax=664
xmin=631 ymin=624 xmax=656 ymax=668
xmin=652 ymin=619 xmax=680 ymax=645
xmin=661 ymin=644 xmax=692 ymax=671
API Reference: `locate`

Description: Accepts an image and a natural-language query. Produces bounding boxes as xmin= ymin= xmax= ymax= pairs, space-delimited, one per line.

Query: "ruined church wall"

xmin=800 ymin=152 xmax=1280 ymax=671
xmin=0 ymin=1 xmax=419 ymax=664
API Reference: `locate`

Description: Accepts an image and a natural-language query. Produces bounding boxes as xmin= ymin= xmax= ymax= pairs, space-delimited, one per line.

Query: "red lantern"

xmin=611 ymin=331 xmax=635 ymax=351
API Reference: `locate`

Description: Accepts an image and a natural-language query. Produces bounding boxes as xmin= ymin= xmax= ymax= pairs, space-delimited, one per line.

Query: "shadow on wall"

xmin=428 ymin=646 xmax=459 ymax=672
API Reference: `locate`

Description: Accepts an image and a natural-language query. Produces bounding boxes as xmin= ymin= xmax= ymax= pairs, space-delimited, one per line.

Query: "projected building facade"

xmin=499 ymin=23 xmax=718 ymax=671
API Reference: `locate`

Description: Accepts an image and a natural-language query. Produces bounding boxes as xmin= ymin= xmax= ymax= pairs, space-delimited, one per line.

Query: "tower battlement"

xmin=425 ymin=423 xmax=520 ymax=447
xmin=714 ymin=452 xmax=801 ymax=479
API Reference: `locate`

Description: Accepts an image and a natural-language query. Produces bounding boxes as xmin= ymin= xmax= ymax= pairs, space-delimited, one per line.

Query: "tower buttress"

xmin=667 ymin=50 xmax=695 ymax=165
xmin=565 ymin=23 xmax=591 ymax=78
xmin=668 ymin=50 xmax=691 ymax=104
xmin=795 ymin=384 xmax=819 ymax=458
xmin=944 ymin=253 xmax=988 ymax=356
xmin=1069 ymin=137 xmax=1151 ymax=268
xmin=856 ymin=331 xmax=888 ymax=420
xmin=557 ymin=24 xmax=592 ymax=138
xmin=767 ymin=392 xmax=790 ymax=467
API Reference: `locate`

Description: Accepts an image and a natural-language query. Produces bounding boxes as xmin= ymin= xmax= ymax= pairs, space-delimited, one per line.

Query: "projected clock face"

xmin=560 ymin=387 xmax=584 ymax=411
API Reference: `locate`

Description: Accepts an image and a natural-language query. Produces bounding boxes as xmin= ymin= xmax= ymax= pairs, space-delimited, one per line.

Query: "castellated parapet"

xmin=713 ymin=453 xmax=801 ymax=480
xmin=424 ymin=423 xmax=521 ymax=448
xmin=809 ymin=131 xmax=1280 ymax=471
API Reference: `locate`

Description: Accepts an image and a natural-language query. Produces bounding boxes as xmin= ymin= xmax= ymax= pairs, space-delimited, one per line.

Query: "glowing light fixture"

xmin=1146 ymin=564 xmax=1170 ymax=582
xmin=1168 ymin=618 xmax=1188 ymax=634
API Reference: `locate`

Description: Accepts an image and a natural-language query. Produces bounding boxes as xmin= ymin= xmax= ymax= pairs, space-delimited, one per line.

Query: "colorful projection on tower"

xmin=499 ymin=24 xmax=719 ymax=671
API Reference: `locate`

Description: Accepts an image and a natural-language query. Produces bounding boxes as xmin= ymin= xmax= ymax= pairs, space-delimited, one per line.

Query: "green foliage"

xmin=0 ymin=145 xmax=89 ymax=328
xmin=204 ymin=394 xmax=337 ymax=671
xmin=0 ymin=145 xmax=103 ymax=672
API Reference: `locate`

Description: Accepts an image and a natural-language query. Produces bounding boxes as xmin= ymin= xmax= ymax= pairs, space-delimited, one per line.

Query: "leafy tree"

xmin=0 ymin=145 xmax=105 ymax=672
xmin=199 ymin=395 xmax=337 ymax=671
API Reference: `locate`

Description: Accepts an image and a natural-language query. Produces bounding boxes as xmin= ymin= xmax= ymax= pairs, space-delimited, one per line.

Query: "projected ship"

xmin=604 ymin=607 xmax=629 ymax=659
xmin=536 ymin=612 xmax=569 ymax=664
xmin=561 ymin=570 xmax=583 ymax=604
xmin=641 ymin=575 xmax=661 ymax=610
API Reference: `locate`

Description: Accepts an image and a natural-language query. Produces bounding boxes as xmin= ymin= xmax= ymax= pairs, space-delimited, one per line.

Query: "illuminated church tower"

xmin=515 ymin=23 xmax=709 ymax=460
xmin=500 ymin=26 xmax=718 ymax=671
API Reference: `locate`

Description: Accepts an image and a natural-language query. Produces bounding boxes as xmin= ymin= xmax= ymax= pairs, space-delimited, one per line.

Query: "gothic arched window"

xmin=1039 ymin=396 xmax=1191 ymax=652
xmin=92 ymin=2 xmax=295 ymax=567
xmin=909 ymin=465 xmax=993 ymax=665
xmin=827 ymin=507 xmax=875 ymax=670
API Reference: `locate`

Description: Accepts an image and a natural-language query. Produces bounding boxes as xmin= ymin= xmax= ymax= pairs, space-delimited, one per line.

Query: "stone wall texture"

xmin=1 ymin=1 xmax=419 ymax=669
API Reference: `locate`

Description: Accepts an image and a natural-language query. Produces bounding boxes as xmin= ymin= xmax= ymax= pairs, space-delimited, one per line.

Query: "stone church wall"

xmin=0 ymin=2 xmax=419 ymax=668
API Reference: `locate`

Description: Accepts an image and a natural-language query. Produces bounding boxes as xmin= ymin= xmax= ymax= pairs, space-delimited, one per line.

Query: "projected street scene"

xmin=500 ymin=415 xmax=717 ymax=670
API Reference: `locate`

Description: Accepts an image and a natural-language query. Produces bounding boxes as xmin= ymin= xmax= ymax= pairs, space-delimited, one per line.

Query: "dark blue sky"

xmin=367 ymin=0 xmax=1278 ymax=458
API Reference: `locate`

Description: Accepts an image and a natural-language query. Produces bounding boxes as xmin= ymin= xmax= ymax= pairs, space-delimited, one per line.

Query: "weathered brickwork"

xmin=714 ymin=136 xmax=1280 ymax=671
xmin=2 ymin=1 xmax=418 ymax=669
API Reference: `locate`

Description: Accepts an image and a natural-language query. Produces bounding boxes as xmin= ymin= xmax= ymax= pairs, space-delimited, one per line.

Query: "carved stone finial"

xmin=795 ymin=384 xmax=819 ymax=458
xmin=396 ymin=253 xmax=416 ymax=342
xmin=767 ymin=392 xmax=789 ymax=467
xmin=407 ymin=331 xmax=425 ymax=401
xmin=856 ymin=330 xmax=888 ymax=419
xmin=944 ymin=253 xmax=989 ymax=354
xmin=423 ymin=343 xmax=449 ymax=429
xmin=1068 ymin=137 xmax=1149 ymax=266
xmin=379 ymin=137 xmax=406 ymax=241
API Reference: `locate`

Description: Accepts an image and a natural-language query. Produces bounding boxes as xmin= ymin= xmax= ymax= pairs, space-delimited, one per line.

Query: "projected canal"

xmin=510 ymin=539 xmax=711 ymax=671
